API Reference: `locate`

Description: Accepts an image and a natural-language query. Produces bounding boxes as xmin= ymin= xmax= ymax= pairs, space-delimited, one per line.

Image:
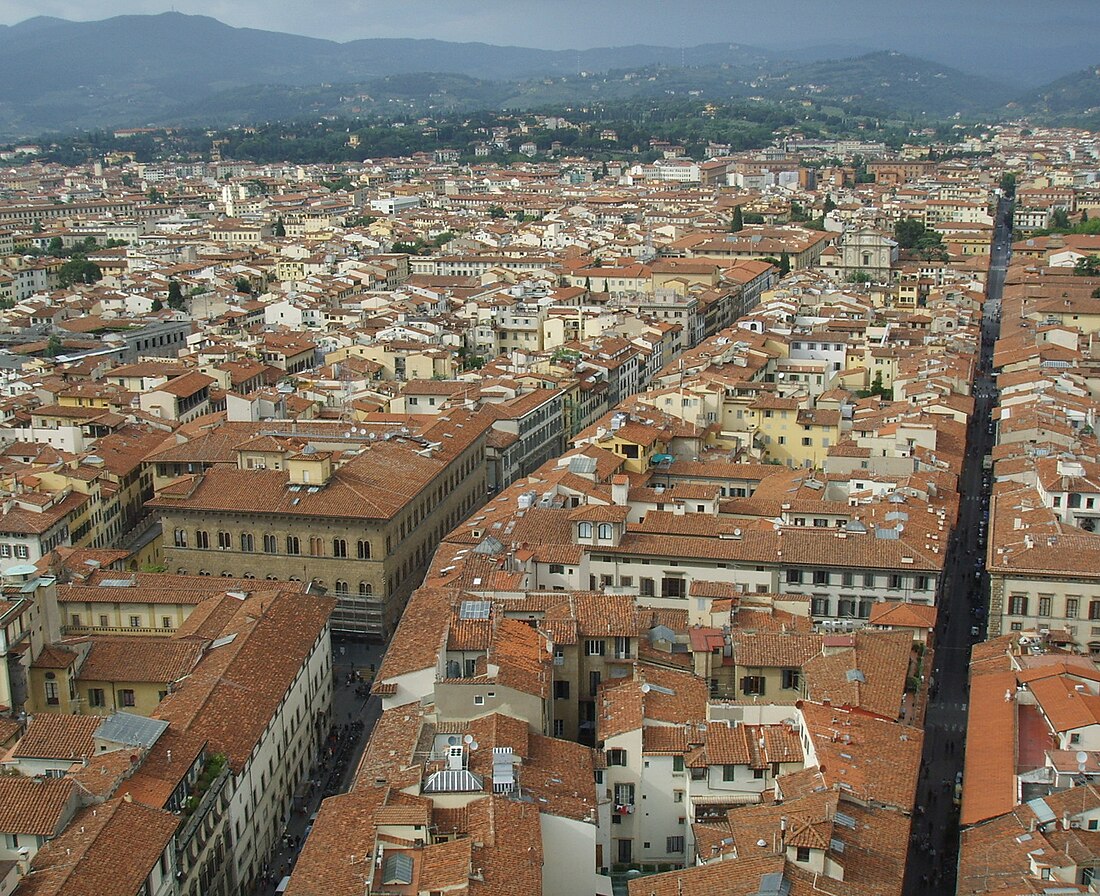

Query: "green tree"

xmin=779 ymin=252 xmax=790 ymax=276
xmin=47 ymin=236 xmax=63 ymax=256
xmin=1051 ymin=208 xmax=1071 ymax=231
xmin=999 ymin=172 xmax=1017 ymax=196
xmin=488 ymin=206 xmax=507 ymax=219
xmin=147 ymin=187 xmax=165 ymax=203
xmin=273 ymin=217 xmax=286 ymax=237
xmin=730 ymin=206 xmax=744 ymax=233
xmin=151 ymin=297 xmax=164 ymax=312
xmin=167 ymin=280 xmax=185 ymax=310
xmin=57 ymin=258 xmax=102 ymax=287
xmin=234 ymin=277 xmax=253 ymax=294
xmin=1074 ymin=255 xmax=1100 ymax=277
xmin=823 ymin=196 xmax=837 ymax=215
xmin=847 ymin=270 xmax=871 ymax=284
xmin=45 ymin=335 xmax=64 ymax=357
xmin=894 ymin=218 xmax=928 ymax=250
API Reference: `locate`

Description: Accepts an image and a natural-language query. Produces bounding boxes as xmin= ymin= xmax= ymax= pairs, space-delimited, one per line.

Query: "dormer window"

xmin=597 ymin=523 xmax=613 ymax=540
xmin=578 ymin=522 xmax=593 ymax=539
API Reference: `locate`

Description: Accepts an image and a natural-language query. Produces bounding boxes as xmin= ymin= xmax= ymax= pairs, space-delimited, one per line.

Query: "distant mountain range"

xmin=0 ymin=13 xmax=1095 ymax=140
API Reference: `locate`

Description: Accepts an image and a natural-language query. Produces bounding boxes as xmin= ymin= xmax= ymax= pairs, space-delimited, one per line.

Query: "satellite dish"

xmin=1077 ymin=750 xmax=1089 ymax=772
xmin=463 ymin=734 xmax=474 ymax=744
xmin=641 ymin=684 xmax=651 ymax=694
xmin=448 ymin=735 xmax=460 ymax=746
xmin=469 ymin=740 xmax=479 ymax=751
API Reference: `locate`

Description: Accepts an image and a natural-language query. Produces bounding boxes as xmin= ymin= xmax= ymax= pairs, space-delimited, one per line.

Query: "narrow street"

xmin=257 ymin=638 xmax=386 ymax=894
xmin=902 ymin=197 xmax=1010 ymax=894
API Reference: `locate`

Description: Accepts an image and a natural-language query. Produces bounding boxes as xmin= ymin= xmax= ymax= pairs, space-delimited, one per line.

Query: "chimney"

xmin=611 ymin=475 xmax=629 ymax=507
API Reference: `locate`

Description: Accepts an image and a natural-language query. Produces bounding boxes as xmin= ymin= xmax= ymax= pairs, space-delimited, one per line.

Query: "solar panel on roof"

xmin=382 ymin=853 xmax=413 ymax=886
xmin=94 ymin=712 xmax=168 ymax=749
xmin=833 ymin=811 xmax=857 ymax=829
xmin=459 ymin=600 xmax=491 ymax=620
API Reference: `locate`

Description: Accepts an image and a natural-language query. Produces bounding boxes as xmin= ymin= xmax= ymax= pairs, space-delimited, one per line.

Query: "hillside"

xmin=0 ymin=12 xmax=1092 ymax=140
xmin=1009 ymin=65 xmax=1100 ymax=127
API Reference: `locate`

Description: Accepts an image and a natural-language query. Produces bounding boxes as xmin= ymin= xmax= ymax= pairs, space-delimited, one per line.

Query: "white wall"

xmin=540 ymin=813 xmax=611 ymax=896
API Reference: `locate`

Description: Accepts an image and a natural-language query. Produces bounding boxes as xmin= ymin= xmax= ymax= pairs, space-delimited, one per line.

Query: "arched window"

xmin=357 ymin=540 xmax=371 ymax=560
xmin=333 ymin=538 xmax=348 ymax=558
xmin=195 ymin=530 xmax=209 ymax=549
xmin=240 ymin=533 xmax=254 ymax=552
xmin=597 ymin=523 xmax=613 ymax=540
xmin=335 ymin=581 xmax=349 ymax=595
xmin=286 ymin=536 xmax=301 ymax=555
xmin=359 ymin=582 xmax=372 ymax=596
xmin=173 ymin=529 xmax=187 ymax=548
xmin=263 ymin=534 xmax=277 ymax=553
xmin=578 ymin=522 xmax=592 ymax=539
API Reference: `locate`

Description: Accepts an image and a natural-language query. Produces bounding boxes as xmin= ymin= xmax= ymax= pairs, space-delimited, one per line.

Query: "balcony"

xmin=63 ymin=623 xmax=172 ymax=637
xmin=177 ymin=761 xmax=230 ymax=854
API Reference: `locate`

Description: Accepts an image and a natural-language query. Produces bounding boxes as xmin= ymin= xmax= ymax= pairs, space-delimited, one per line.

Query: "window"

xmin=217 ymin=531 xmax=231 ymax=549
xmin=741 ymin=676 xmax=765 ymax=696
xmin=606 ymin=748 xmax=626 ymax=766
xmin=796 ymin=846 xmax=811 ymax=863
xmin=661 ymin=577 xmax=686 ymax=598
xmin=915 ymin=575 xmax=929 ymax=591
xmin=240 ymin=532 xmax=254 ymax=552
xmin=838 ymin=598 xmax=857 ymax=618
xmin=786 ymin=569 xmax=803 ymax=584
xmin=597 ymin=523 xmax=613 ymax=540
xmin=813 ymin=570 xmax=829 ymax=585
xmin=554 ymin=680 xmax=570 ymax=700
xmin=88 ymin=688 xmax=105 ymax=707
xmin=286 ymin=536 xmax=301 ymax=555
xmin=802 ymin=437 xmax=812 ymax=446
xmin=578 ymin=522 xmax=593 ymax=539
xmin=1039 ymin=596 xmax=1052 ymax=617
xmin=753 ymin=768 xmax=765 ymax=779
xmin=640 ymin=577 xmax=655 ymax=597
xmin=130 ymin=615 xmax=141 ymax=627
xmin=195 ymin=530 xmax=209 ymax=549
xmin=888 ymin=574 xmax=903 ymax=589
xmin=782 ymin=669 xmax=800 ymax=690
xmin=549 ymin=563 xmax=565 ymax=575
xmin=1067 ymin=598 xmax=1080 ymax=618
xmin=553 ymin=719 xmax=564 ymax=737
xmin=161 ymin=616 xmax=171 ymax=629
xmin=15 ymin=545 xmax=28 ymax=560
xmin=44 ymin=680 xmax=59 ymax=706
xmin=357 ymin=540 xmax=371 ymax=560
xmin=473 ymin=695 xmax=484 ymax=706
xmin=335 ymin=581 xmax=349 ymax=595
xmin=119 ymin=689 xmax=135 ymax=707
xmin=673 ymin=756 xmax=684 ymax=772
xmin=99 ymin=615 xmax=108 ymax=627
xmin=309 ymin=537 xmax=324 ymax=557
xmin=263 ymin=534 xmax=277 ymax=553
xmin=1070 ymin=733 xmax=1081 ymax=745
xmin=674 ymin=789 xmax=684 ymax=803
xmin=666 ymin=836 xmax=685 ymax=854
xmin=173 ymin=528 xmax=187 ymax=548
xmin=589 ymin=670 xmax=602 ymax=697
xmin=811 ymin=597 xmax=830 ymax=616
xmin=359 ymin=582 xmax=372 ymax=596
xmin=0 ymin=545 xmax=9 ymax=558
xmin=722 ymin=764 xmax=736 ymax=781
xmin=863 ymin=573 xmax=875 ymax=587
xmin=333 ymin=538 xmax=348 ymax=558
xmin=1009 ymin=595 xmax=1028 ymax=616
xmin=586 ymin=639 xmax=606 ymax=656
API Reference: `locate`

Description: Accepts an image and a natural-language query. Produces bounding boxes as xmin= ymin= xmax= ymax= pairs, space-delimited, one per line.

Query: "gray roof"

xmin=94 ymin=712 xmax=169 ymax=749
xmin=421 ymin=769 xmax=484 ymax=794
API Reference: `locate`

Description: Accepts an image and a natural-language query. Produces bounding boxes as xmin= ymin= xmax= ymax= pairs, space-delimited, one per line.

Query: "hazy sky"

xmin=0 ymin=0 xmax=1096 ymax=80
